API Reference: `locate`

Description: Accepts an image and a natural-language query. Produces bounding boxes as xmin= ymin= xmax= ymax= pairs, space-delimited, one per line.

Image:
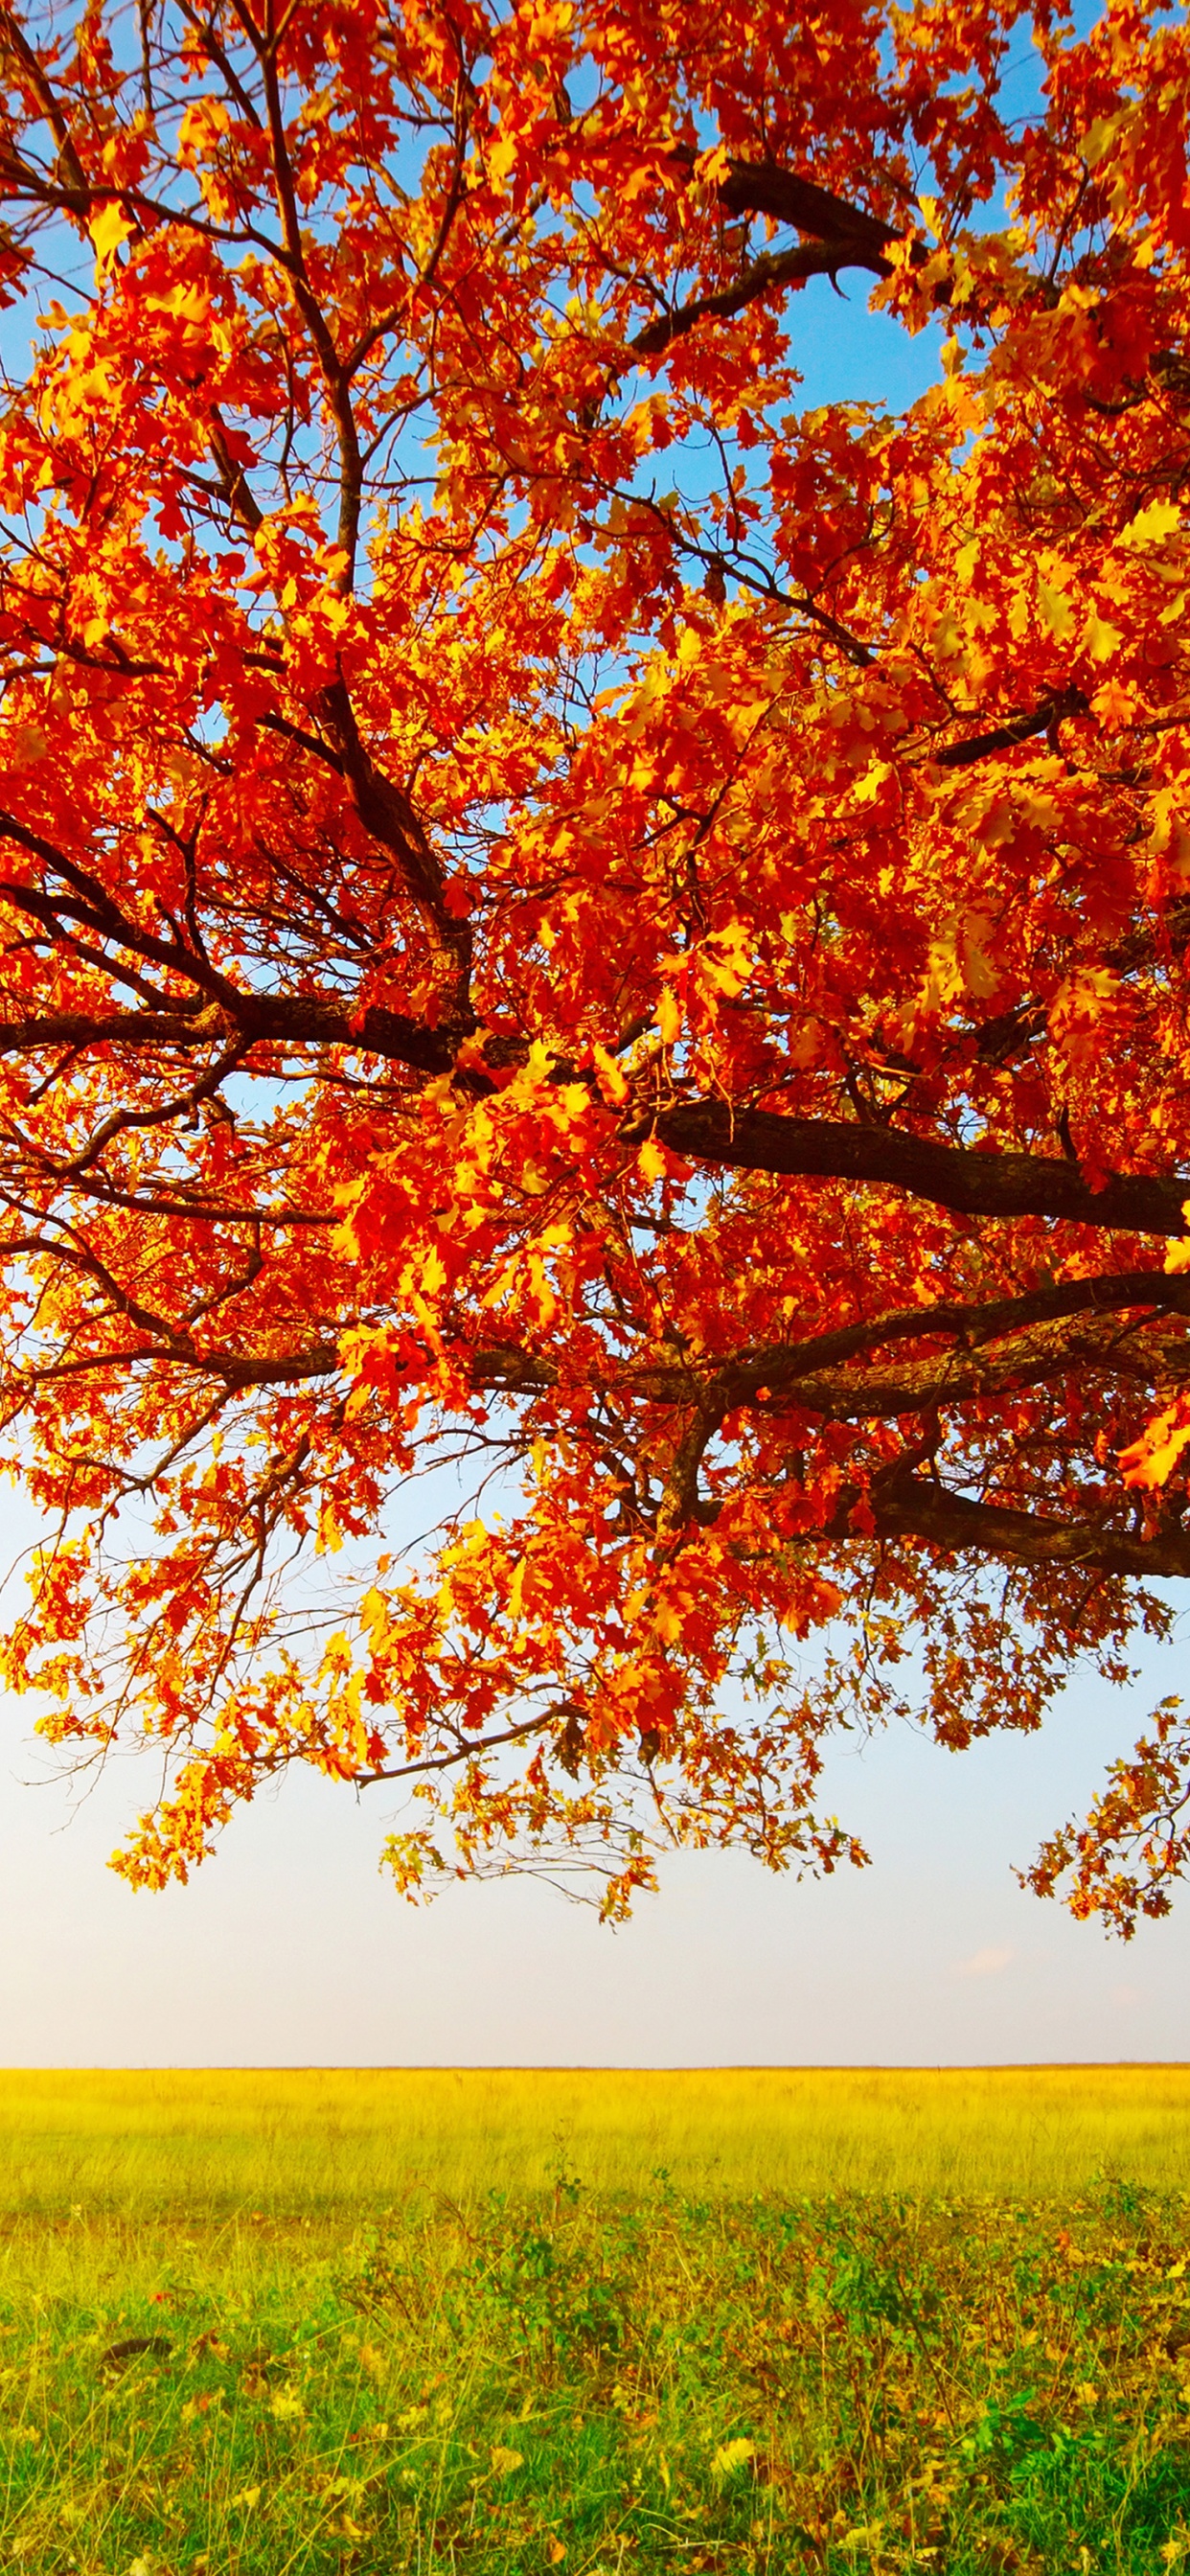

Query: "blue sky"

xmin=1 ymin=60 xmax=1186 ymax=2071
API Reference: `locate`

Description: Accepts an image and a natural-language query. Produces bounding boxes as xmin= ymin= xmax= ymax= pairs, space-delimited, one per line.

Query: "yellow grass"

xmin=0 ymin=2063 xmax=1187 ymax=2212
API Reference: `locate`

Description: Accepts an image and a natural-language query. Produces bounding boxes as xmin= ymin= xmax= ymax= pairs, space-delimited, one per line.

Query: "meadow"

xmin=0 ymin=2066 xmax=1188 ymax=2574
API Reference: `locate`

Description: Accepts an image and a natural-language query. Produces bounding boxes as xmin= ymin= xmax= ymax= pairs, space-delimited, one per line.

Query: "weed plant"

xmin=1 ymin=2167 xmax=1189 ymax=2571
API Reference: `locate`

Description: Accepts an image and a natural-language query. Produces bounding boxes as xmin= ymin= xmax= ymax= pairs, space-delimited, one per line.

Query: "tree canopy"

xmin=0 ymin=0 xmax=1188 ymax=1928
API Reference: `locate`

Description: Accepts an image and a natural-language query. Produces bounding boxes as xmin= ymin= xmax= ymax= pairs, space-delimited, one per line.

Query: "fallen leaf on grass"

xmin=711 ymin=2437 xmax=756 ymax=2479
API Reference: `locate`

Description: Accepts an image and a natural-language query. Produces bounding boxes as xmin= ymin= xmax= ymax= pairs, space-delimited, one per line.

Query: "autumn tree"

xmin=0 ymin=0 xmax=1187 ymax=1927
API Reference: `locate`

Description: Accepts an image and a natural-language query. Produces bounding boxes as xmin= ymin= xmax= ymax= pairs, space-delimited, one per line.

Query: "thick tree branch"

xmin=929 ymin=687 xmax=1089 ymax=769
xmin=631 ymin=156 xmax=913 ymax=361
xmin=650 ymin=1102 xmax=1190 ymax=1236
xmin=474 ymin=1280 xmax=1190 ymax=1466
xmin=0 ymin=989 xmax=463 ymax=1080
xmin=0 ymin=5 xmax=88 ymax=194
xmin=748 ymin=1309 xmax=1176 ymax=1422
xmin=710 ymin=1272 xmax=1190 ymax=1409
xmin=717 ymin=161 xmax=902 ymax=264
xmin=475 ymin=1271 xmax=1190 ymax=1412
xmin=630 ymin=241 xmax=883 ymax=358
xmin=865 ymin=1479 xmax=1190 ymax=1580
xmin=733 ymin=1270 xmax=1190 ymax=1385
xmin=10 ymin=1328 xmax=340 ymax=1392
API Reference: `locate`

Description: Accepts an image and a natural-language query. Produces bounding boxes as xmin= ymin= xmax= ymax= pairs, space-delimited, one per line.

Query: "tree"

xmin=0 ymin=0 xmax=1187 ymax=1931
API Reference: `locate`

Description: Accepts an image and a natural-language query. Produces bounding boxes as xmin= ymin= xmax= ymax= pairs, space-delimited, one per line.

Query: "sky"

xmin=1 ymin=1526 xmax=1187 ymax=2066
xmin=2 ymin=22 xmax=1187 ymax=2072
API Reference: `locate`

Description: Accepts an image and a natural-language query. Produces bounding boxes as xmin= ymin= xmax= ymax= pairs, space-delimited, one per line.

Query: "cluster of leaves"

xmin=0 ymin=0 xmax=1188 ymax=1919
xmin=3 ymin=2181 xmax=1190 ymax=2569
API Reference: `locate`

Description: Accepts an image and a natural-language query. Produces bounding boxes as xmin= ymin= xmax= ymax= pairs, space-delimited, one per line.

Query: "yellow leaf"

xmin=359 ymin=1586 xmax=394 ymax=1649
xmin=148 ymin=280 xmax=210 ymax=328
xmin=178 ymin=95 xmax=231 ymax=156
xmin=1081 ymin=111 xmax=1125 ymax=169
xmin=698 ymin=921 xmax=753 ymax=997
xmin=637 ymin=1137 xmax=667 ymax=1184
xmin=1048 ymin=964 xmax=1117 ymax=1069
xmin=959 ymin=909 xmax=1000 ymax=999
xmin=1163 ymin=1202 xmax=1190 ymax=1274
xmin=698 ymin=140 xmax=731 ymax=184
xmin=656 ymin=986 xmax=681 ymax=1046
xmin=491 ymin=2445 xmax=524 ymax=2475
xmin=89 ymin=201 xmax=133 ymax=264
xmin=229 ymin=2487 xmax=262 ymax=2512
xmin=712 ymin=2437 xmax=757 ymax=2478
xmin=1121 ymin=495 xmax=1180 ymax=548
xmin=488 ymin=130 xmax=517 ymax=186
xmin=1090 ymin=678 xmax=1137 ymax=724
xmin=1119 ymin=1400 xmax=1190 ymax=1489
xmin=592 ymin=1042 xmax=628 ymax=1104
xmin=1082 ymin=611 xmax=1124 ymax=663
xmin=1038 ymin=581 xmax=1075 ymax=640
xmin=1017 ymin=790 xmax=1064 ymax=832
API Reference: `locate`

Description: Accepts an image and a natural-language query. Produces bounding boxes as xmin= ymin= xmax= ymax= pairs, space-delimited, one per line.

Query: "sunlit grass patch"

xmin=2 ymin=2064 xmax=1190 ymax=2212
xmin=0 ymin=2072 xmax=1188 ymax=2569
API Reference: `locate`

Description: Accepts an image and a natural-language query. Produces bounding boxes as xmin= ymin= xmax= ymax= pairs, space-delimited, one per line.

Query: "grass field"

xmin=4 ymin=2064 xmax=1190 ymax=2209
xmin=0 ymin=2067 xmax=1188 ymax=2573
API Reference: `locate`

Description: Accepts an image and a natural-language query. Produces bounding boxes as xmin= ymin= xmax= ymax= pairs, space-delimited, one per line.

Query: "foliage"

xmin=0 ymin=0 xmax=1189 ymax=1920
xmin=3 ymin=2177 xmax=1190 ymax=2571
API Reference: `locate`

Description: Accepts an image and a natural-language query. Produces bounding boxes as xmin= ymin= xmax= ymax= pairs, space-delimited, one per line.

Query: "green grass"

xmin=1 ymin=2071 xmax=1189 ymax=2572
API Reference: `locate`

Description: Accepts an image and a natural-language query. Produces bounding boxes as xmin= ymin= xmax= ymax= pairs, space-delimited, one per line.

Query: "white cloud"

xmin=953 ymin=1944 xmax=1014 ymax=1980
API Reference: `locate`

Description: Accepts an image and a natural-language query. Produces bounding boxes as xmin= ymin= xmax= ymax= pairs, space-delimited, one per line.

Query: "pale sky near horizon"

xmin=3 ymin=101 xmax=1187 ymax=2072
xmin=2 ymin=1550 xmax=1187 ymax=2067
